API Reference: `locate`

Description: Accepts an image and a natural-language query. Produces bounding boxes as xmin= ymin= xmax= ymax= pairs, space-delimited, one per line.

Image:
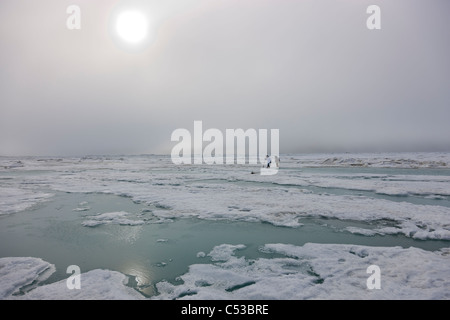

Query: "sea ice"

xmin=0 ymin=257 xmax=144 ymax=300
xmin=196 ymin=252 xmax=206 ymax=258
xmin=2 ymin=242 xmax=449 ymax=300
xmin=0 ymin=257 xmax=55 ymax=299
xmin=154 ymin=243 xmax=450 ymax=300
xmin=81 ymin=211 xmax=145 ymax=227
xmin=0 ymin=187 xmax=53 ymax=215
xmin=17 ymin=269 xmax=144 ymax=300
xmin=2 ymin=154 xmax=450 ymax=240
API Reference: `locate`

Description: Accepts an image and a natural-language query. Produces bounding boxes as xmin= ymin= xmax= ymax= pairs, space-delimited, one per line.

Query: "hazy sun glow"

xmin=116 ymin=11 xmax=148 ymax=44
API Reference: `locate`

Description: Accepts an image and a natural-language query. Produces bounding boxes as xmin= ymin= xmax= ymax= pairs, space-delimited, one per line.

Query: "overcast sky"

xmin=1 ymin=0 xmax=449 ymax=156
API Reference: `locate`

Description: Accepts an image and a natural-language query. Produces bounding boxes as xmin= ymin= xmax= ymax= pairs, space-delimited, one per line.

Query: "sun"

xmin=116 ymin=10 xmax=148 ymax=44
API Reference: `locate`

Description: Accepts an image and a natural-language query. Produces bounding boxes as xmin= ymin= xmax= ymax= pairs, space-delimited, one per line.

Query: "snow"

xmin=0 ymin=187 xmax=53 ymax=215
xmin=81 ymin=211 xmax=145 ymax=227
xmin=0 ymin=257 xmax=55 ymax=299
xmin=344 ymin=227 xmax=382 ymax=236
xmin=154 ymin=243 xmax=450 ymax=300
xmin=273 ymin=172 xmax=450 ymax=197
xmin=0 ymin=257 xmax=143 ymax=300
xmin=208 ymin=244 xmax=246 ymax=261
xmin=73 ymin=207 xmax=91 ymax=212
xmin=18 ymin=269 xmax=144 ymax=300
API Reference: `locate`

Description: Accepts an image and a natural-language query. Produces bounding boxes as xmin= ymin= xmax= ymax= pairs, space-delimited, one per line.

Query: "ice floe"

xmin=81 ymin=211 xmax=145 ymax=227
xmin=0 ymin=260 xmax=143 ymax=300
xmin=154 ymin=243 xmax=450 ymax=300
xmin=0 ymin=187 xmax=53 ymax=215
xmin=0 ymin=257 xmax=55 ymax=299
xmin=18 ymin=268 xmax=145 ymax=299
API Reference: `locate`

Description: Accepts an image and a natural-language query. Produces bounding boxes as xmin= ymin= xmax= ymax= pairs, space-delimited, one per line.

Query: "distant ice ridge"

xmin=0 ymin=187 xmax=53 ymax=215
xmin=2 ymin=153 xmax=448 ymax=171
xmin=284 ymin=152 xmax=450 ymax=169
xmin=154 ymin=243 xmax=450 ymax=300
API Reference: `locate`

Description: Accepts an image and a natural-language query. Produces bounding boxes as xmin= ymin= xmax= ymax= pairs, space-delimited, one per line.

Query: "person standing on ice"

xmin=265 ymin=155 xmax=271 ymax=168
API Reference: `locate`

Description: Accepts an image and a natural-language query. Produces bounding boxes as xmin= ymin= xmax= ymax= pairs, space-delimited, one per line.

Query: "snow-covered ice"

xmin=0 ymin=257 xmax=144 ymax=300
xmin=16 ymin=269 xmax=145 ymax=300
xmin=154 ymin=243 xmax=450 ymax=300
xmin=0 ymin=187 xmax=53 ymax=215
xmin=81 ymin=211 xmax=145 ymax=227
xmin=0 ymin=257 xmax=55 ymax=299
